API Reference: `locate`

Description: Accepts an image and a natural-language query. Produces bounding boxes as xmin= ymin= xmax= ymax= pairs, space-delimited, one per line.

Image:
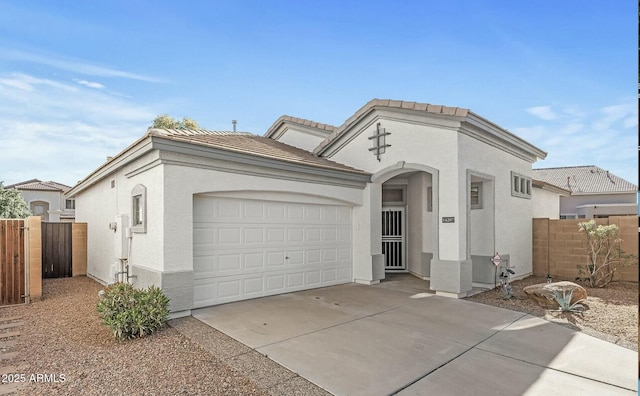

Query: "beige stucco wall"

xmin=26 ymin=216 xmax=42 ymax=301
xmin=72 ymin=223 xmax=87 ymax=276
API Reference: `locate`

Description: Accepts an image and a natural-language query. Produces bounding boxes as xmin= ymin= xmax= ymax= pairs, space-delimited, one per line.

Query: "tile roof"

xmin=264 ymin=115 xmax=336 ymax=138
xmin=313 ymin=99 xmax=470 ymax=154
xmin=532 ymin=166 xmax=637 ymax=194
xmin=5 ymin=179 xmax=71 ymax=192
xmin=148 ymin=129 xmax=369 ymax=175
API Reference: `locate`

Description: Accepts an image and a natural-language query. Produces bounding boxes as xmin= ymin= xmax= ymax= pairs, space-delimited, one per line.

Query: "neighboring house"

xmin=67 ymin=99 xmax=546 ymax=316
xmin=5 ymin=179 xmax=75 ymax=222
xmin=531 ymin=179 xmax=571 ymax=219
xmin=532 ymin=166 xmax=638 ymax=219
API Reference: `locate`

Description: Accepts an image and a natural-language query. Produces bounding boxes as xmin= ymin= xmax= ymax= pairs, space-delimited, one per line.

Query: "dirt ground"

xmin=466 ymin=275 xmax=638 ymax=351
xmin=0 ymin=277 xmax=266 ymax=396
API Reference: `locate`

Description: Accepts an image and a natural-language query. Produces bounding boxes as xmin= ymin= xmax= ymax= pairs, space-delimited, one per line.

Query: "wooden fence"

xmin=41 ymin=222 xmax=73 ymax=278
xmin=0 ymin=220 xmax=25 ymax=305
xmin=533 ymin=216 xmax=638 ymax=282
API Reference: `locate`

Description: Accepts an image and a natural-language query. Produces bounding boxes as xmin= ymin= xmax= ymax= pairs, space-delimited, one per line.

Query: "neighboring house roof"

xmin=148 ymin=129 xmax=368 ymax=175
xmin=532 ymin=166 xmax=637 ymax=194
xmin=264 ymin=98 xmax=547 ymax=162
xmin=5 ymin=179 xmax=72 ymax=193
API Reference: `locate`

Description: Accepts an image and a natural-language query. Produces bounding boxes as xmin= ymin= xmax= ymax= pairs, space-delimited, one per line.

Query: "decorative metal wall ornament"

xmin=368 ymin=122 xmax=391 ymax=161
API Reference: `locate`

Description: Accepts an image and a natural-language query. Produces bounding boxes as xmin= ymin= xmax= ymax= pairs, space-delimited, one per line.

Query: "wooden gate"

xmin=41 ymin=222 xmax=72 ymax=278
xmin=0 ymin=220 xmax=26 ymax=305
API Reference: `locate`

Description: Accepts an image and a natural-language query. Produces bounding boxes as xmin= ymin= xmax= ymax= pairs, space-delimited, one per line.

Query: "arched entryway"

xmin=372 ymin=162 xmax=439 ymax=280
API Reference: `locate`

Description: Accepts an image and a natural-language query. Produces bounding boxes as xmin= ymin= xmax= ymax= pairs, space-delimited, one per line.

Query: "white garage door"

xmin=193 ymin=195 xmax=353 ymax=307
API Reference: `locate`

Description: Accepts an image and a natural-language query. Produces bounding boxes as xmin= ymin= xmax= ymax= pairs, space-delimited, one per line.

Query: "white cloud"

xmin=592 ymin=103 xmax=636 ymax=131
xmin=3 ymin=49 xmax=164 ymax=83
xmin=0 ymin=72 xmax=157 ymax=186
xmin=526 ymin=105 xmax=557 ymax=120
xmin=75 ymin=79 xmax=105 ymax=89
xmin=518 ymin=100 xmax=638 ymax=184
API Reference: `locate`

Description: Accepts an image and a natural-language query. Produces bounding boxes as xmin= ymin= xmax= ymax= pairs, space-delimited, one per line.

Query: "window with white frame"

xmin=131 ymin=184 xmax=147 ymax=233
xmin=470 ymin=182 xmax=482 ymax=209
xmin=511 ymin=171 xmax=532 ymax=199
xmin=65 ymin=199 xmax=75 ymax=209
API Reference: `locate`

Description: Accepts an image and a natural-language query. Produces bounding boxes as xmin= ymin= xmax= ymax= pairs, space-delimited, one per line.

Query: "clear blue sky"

xmin=1 ymin=1 xmax=637 ymax=187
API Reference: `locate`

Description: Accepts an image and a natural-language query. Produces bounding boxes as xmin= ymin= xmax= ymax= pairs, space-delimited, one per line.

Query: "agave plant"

xmin=553 ymin=288 xmax=586 ymax=313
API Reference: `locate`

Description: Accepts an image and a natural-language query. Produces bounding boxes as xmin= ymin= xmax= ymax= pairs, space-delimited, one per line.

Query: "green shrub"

xmin=97 ymin=283 xmax=169 ymax=341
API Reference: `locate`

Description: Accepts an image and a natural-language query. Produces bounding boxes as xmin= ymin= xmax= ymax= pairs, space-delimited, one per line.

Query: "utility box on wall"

xmin=113 ymin=215 xmax=129 ymax=260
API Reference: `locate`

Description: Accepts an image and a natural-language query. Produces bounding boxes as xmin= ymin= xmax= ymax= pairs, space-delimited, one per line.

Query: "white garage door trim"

xmin=193 ymin=195 xmax=353 ymax=307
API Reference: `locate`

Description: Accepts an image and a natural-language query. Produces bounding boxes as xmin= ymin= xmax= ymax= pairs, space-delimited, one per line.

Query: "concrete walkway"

xmin=193 ymin=277 xmax=637 ymax=395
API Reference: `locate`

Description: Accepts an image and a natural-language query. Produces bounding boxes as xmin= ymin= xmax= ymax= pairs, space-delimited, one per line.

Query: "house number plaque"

xmin=442 ymin=217 xmax=455 ymax=223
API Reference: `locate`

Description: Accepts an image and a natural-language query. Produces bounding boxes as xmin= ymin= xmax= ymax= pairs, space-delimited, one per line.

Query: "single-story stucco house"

xmin=67 ymin=99 xmax=547 ymax=316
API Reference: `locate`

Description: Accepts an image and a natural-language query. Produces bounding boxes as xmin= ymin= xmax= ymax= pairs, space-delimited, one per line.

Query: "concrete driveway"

xmin=193 ymin=275 xmax=637 ymax=395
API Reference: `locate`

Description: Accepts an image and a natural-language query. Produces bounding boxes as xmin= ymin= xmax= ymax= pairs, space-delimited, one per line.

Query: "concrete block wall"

xmin=533 ymin=216 xmax=638 ymax=282
xmin=72 ymin=223 xmax=87 ymax=276
xmin=26 ymin=216 xmax=42 ymax=301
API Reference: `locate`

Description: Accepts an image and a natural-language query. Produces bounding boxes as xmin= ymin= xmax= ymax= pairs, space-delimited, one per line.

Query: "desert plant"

xmin=500 ymin=283 xmax=513 ymax=300
xmin=577 ymin=220 xmax=636 ymax=288
xmin=97 ymin=283 xmax=169 ymax=341
xmin=552 ymin=288 xmax=586 ymax=313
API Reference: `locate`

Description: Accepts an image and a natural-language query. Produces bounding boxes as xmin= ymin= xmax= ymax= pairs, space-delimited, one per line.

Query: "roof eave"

xmin=66 ymin=133 xmax=154 ymax=197
xmin=463 ymin=113 xmax=547 ymax=161
xmin=532 ymin=179 xmax=571 ymax=196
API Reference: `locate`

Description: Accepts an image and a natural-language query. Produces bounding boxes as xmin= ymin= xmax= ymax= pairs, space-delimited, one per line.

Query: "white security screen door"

xmin=382 ymin=207 xmax=405 ymax=270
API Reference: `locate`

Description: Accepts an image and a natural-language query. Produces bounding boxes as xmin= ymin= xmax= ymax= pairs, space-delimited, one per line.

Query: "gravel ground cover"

xmin=466 ymin=275 xmax=638 ymax=351
xmin=0 ymin=277 xmax=267 ymax=396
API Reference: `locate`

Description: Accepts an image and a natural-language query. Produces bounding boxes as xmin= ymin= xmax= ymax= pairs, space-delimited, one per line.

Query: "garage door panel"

xmin=323 ymin=249 xmax=337 ymax=262
xmin=267 ymin=228 xmax=285 ymax=243
xmin=287 ymin=250 xmax=304 ymax=265
xmin=287 ymin=205 xmax=304 ymax=220
xmin=287 ymin=228 xmax=303 ymax=242
xmin=193 ymin=196 xmax=353 ymax=307
xmin=244 ymin=201 xmax=264 ymax=218
xmin=338 ymin=267 xmax=351 ymax=281
xmin=243 ymin=277 xmax=264 ymax=296
xmin=266 ymin=274 xmax=286 ymax=292
xmin=218 ymin=254 xmax=242 ymax=272
xmin=287 ymin=272 xmax=304 ymax=288
xmin=244 ymin=228 xmax=264 ymax=244
xmin=267 ymin=203 xmax=285 ymax=220
xmin=267 ymin=252 xmax=285 ymax=267
xmin=322 ymin=269 xmax=337 ymax=283
xmin=305 ymin=271 xmax=322 ymax=286
xmin=218 ymin=200 xmax=242 ymax=218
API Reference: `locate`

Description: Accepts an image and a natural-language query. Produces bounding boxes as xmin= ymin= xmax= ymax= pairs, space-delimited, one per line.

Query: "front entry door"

xmin=382 ymin=207 xmax=406 ymax=270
